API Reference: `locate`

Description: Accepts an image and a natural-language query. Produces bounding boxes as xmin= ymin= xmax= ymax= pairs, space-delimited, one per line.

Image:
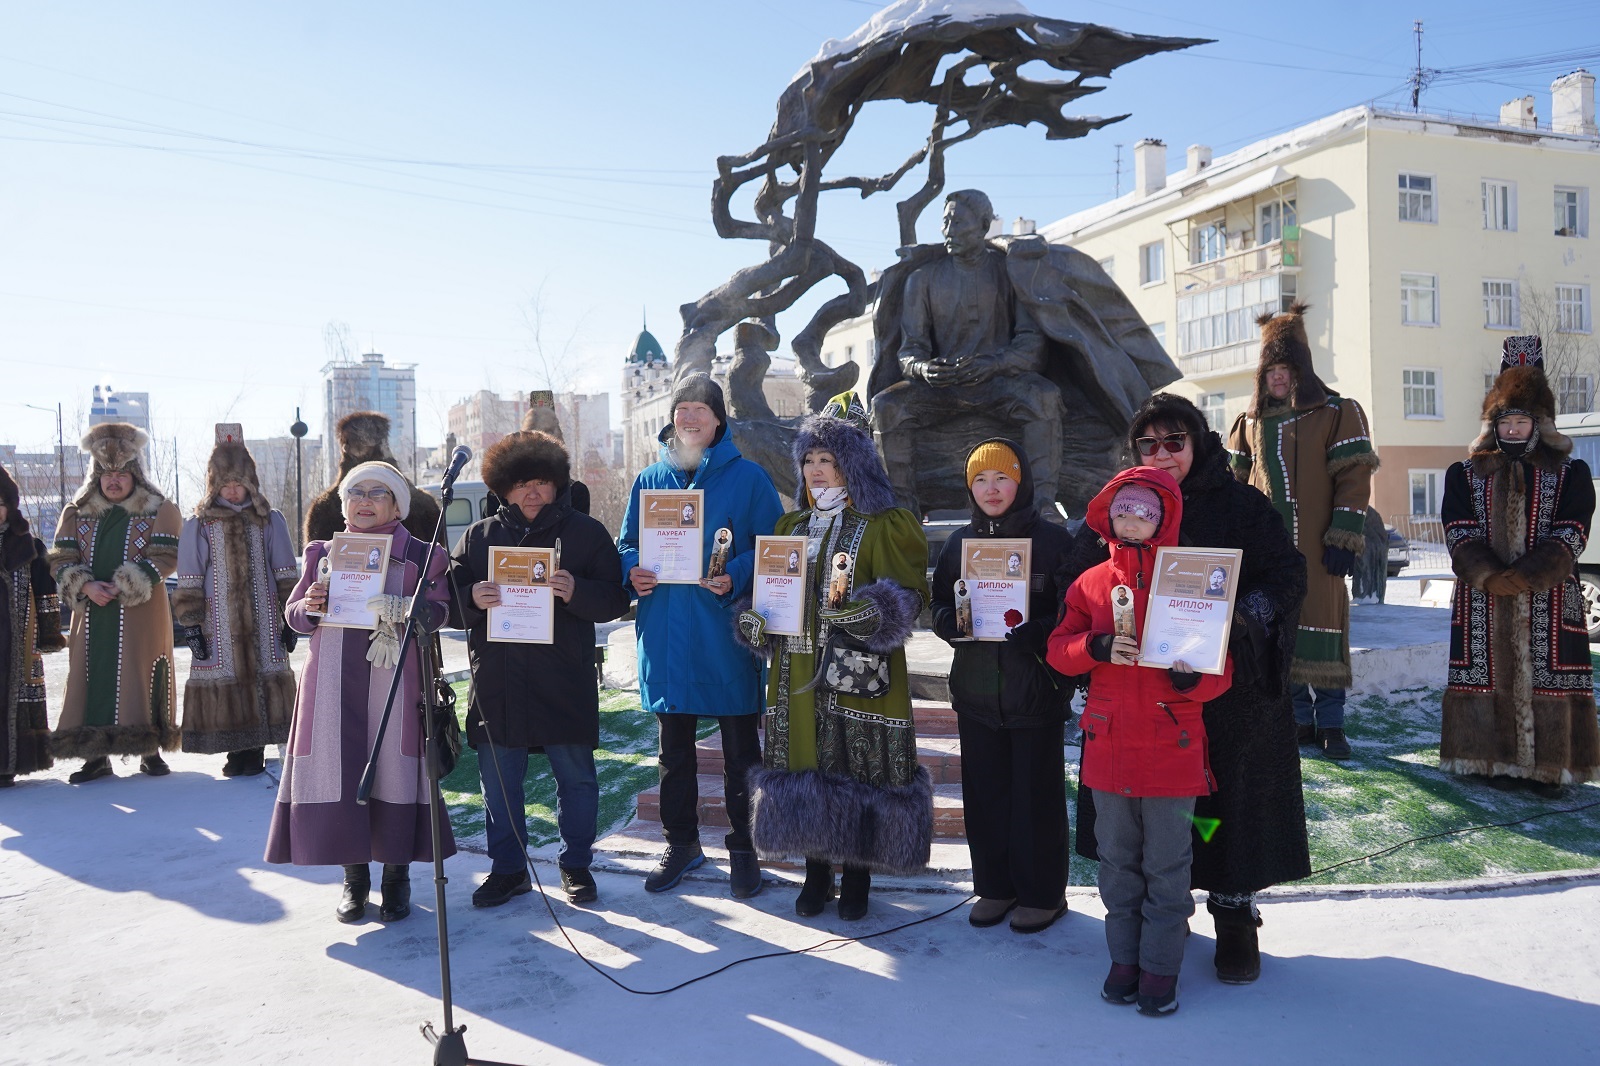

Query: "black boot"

xmin=69 ymin=756 xmax=114 ymax=784
xmin=838 ymin=865 xmax=871 ymax=922
xmin=1209 ymin=898 xmax=1262 ymax=983
xmin=337 ymin=864 xmax=370 ymax=923
xmin=139 ymin=753 xmax=171 ymax=776
xmin=223 ymin=747 xmax=265 ymax=777
xmin=378 ymin=863 xmax=411 ymax=922
xmin=794 ymin=858 xmax=836 ymax=918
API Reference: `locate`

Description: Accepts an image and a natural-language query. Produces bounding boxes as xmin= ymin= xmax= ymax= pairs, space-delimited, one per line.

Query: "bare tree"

xmin=323 ymin=319 xmax=357 ymax=364
xmin=519 ymin=280 xmax=591 ymax=395
xmin=1517 ymin=286 xmax=1600 ymax=413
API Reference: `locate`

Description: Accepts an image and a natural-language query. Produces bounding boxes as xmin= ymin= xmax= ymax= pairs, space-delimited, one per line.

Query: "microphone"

xmin=441 ymin=445 xmax=472 ymax=489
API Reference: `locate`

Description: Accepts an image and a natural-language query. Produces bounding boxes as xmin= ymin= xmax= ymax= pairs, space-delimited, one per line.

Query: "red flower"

xmin=1003 ymin=609 xmax=1023 ymax=628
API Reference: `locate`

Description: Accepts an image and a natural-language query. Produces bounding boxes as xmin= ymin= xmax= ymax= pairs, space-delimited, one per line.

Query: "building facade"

xmin=321 ymin=351 xmax=418 ymax=482
xmin=1036 ymin=73 xmax=1598 ymax=520
xmin=89 ymin=386 xmax=151 ymax=433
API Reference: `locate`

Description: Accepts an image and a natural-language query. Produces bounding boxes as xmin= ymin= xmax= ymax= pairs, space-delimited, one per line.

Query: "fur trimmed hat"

xmin=481 ymin=431 xmax=571 ymax=497
xmin=339 ymin=461 xmax=412 ymax=520
xmin=1249 ymin=302 xmax=1330 ymax=415
xmin=792 ymin=393 xmax=896 ymax=514
xmin=76 ymin=422 xmax=162 ymax=508
xmin=202 ymin=438 xmax=270 ymax=517
xmin=1470 ymin=358 xmax=1569 ymax=466
xmin=520 ymin=390 xmax=565 ymax=440
xmin=335 ymin=411 xmax=397 ymax=473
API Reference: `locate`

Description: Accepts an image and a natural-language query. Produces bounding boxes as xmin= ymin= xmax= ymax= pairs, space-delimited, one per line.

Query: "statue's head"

xmin=943 ymin=190 xmax=995 ymax=257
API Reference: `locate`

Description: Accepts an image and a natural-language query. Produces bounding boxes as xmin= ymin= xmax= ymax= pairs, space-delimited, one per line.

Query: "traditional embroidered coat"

xmin=1441 ymin=440 xmax=1600 ymax=784
xmin=1227 ymin=393 xmax=1376 ymax=687
xmin=50 ymin=486 xmax=182 ymax=757
xmin=173 ymin=500 xmax=299 ymax=754
xmin=2 ymin=525 xmax=64 ymax=778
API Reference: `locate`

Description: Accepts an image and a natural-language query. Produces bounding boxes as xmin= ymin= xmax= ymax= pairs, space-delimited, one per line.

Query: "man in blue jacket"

xmin=618 ymin=376 xmax=784 ymax=898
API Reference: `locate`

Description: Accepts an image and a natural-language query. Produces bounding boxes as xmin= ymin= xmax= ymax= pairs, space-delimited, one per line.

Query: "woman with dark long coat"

xmin=1059 ymin=392 xmax=1308 ymax=984
xmin=0 ymin=464 xmax=65 ymax=787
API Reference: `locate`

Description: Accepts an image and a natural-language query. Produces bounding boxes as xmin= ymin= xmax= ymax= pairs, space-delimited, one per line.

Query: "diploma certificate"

xmin=488 ymin=546 xmax=555 ymax=644
xmin=959 ymin=538 xmax=1031 ymax=642
xmin=752 ymin=536 xmax=807 ymax=636
xmin=1138 ymin=546 xmax=1242 ymax=675
xmin=639 ymin=490 xmax=704 ymax=583
xmin=323 ymin=532 xmax=393 ymax=629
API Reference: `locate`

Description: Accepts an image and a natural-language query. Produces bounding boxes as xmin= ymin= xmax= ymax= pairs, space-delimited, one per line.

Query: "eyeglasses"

xmin=1134 ymin=432 xmax=1189 ymax=457
xmin=347 ymin=487 xmax=394 ymax=502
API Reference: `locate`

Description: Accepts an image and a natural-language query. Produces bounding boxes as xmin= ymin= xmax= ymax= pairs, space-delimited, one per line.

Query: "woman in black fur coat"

xmin=1059 ymin=392 xmax=1309 ymax=985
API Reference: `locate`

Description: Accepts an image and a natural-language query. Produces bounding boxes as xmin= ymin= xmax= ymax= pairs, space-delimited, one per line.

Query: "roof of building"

xmin=628 ymin=328 xmax=666 ymax=364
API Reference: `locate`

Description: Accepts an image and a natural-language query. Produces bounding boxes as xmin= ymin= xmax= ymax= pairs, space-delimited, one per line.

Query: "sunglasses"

xmin=347 ymin=486 xmax=394 ymax=502
xmin=1134 ymin=432 xmax=1189 ymax=457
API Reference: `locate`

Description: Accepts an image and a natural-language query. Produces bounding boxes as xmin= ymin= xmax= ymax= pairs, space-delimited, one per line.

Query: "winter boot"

xmin=1208 ymin=897 xmax=1263 ymax=984
xmin=472 ymin=870 xmax=532 ymax=908
xmin=337 ymin=864 xmax=371 ymax=923
xmin=968 ymin=897 xmax=1017 ymax=928
xmin=794 ymin=858 xmax=836 ymax=918
xmin=643 ymin=843 xmax=705 ymax=893
xmin=728 ymin=849 xmax=763 ymax=899
xmin=1101 ymin=962 xmax=1140 ymax=1004
xmin=378 ymin=864 xmax=411 ymax=922
xmin=1136 ymin=971 xmax=1179 ymax=1016
xmin=68 ymin=757 xmax=114 ymax=784
xmin=139 ymin=753 xmax=171 ymax=776
xmin=560 ymin=867 xmax=598 ymax=904
xmin=1011 ymin=899 xmax=1069 ymax=934
xmin=223 ymin=747 xmax=266 ymax=777
xmin=838 ymin=865 xmax=871 ymax=922
xmin=1318 ymin=727 xmax=1352 ymax=761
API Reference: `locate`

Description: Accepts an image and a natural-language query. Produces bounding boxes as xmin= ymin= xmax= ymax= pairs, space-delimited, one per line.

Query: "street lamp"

xmin=21 ymin=402 xmax=66 ymax=526
xmin=290 ymin=409 xmax=309 ymax=555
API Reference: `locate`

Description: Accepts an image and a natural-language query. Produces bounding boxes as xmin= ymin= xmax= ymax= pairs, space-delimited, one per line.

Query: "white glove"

xmin=365 ymin=593 xmax=408 ymax=625
xmin=366 ymin=623 xmax=401 ymax=670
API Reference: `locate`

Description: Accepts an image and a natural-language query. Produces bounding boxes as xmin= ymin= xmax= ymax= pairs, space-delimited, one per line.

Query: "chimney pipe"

xmin=1011 ymin=217 xmax=1036 ymax=235
xmin=1552 ymin=70 xmax=1596 ymax=135
xmin=1186 ymin=144 xmax=1213 ymax=175
xmin=1133 ymin=139 xmax=1167 ymax=197
xmin=1499 ymin=96 xmax=1536 ymax=129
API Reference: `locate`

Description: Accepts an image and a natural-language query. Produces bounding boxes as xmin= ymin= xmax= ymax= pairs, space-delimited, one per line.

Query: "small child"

xmin=1047 ymin=467 xmax=1233 ymax=1017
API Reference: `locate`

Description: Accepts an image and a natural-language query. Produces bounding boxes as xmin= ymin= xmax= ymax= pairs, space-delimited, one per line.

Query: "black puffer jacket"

xmin=930 ymin=438 xmax=1074 ymax=729
xmin=448 ymin=488 xmax=629 ymax=751
xmin=1059 ymin=431 xmax=1311 ymax=894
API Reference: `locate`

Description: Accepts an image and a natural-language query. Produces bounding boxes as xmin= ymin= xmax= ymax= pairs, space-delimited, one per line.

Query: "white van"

xmin=1553 ymin=412 xmax=1600 ymax=637
xmin=420 ymin=479 xmax=497 ymax=549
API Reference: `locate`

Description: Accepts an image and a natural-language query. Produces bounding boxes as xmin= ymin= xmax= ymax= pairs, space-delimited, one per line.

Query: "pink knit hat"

xmin=1109 ymin=483 xmax=1163 ymax=524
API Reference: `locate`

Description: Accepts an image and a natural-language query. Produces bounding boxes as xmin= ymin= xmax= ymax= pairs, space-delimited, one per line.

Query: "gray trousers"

xmin=1092 ymin=790 xmax=1197 ymax=976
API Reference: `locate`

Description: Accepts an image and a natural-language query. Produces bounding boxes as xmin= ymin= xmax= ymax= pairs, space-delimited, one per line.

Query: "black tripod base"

xmin=423 ymin=1021 xmax=522 ymax=1066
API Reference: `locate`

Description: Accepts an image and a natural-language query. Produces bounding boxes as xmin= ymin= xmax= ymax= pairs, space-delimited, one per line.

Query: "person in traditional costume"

xmin=0 ymin=464 xmax=65 ymax=787
xmin=172 ymin=427 xmax=300 ymax=777
xmin=1441 ymin=337 xmax=1600 ymax=797
xmin=1227 ymin=303 xmax=1377 ymax=761
xmin=305 ymin=411 xmax=442 ymax=545
xmin=266 ymin=461 xmax=455 ymax=923
xmin=738 ymin=393 xmax=930 ymax=921
xmin=50 ymin=423 xmax=182 ymax=782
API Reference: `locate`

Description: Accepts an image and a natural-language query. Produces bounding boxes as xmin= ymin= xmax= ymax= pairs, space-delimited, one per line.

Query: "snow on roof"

xmin=807 ymin=0 xmax=1031 ymax=68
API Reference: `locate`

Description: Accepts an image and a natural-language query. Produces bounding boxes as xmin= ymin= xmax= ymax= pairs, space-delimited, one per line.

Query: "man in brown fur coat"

xmin=173 ymin=428 xmax=300 ymax=777
xmin=1228 ymin=303 xmax=1378 ymax=761
xmin=306 ymin=411 xmax=442 ymax=544
xmin=1440 ymin=338 xmax=1599 ymax=797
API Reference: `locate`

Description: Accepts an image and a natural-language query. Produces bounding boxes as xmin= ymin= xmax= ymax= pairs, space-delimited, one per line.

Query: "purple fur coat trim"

xmin=856 ymin=577 xmax=920 ymax=653
xmin=749 ymin=765 xmax=933 ymax=875
xmin=792 ymin=413 xmax=897 ymax=516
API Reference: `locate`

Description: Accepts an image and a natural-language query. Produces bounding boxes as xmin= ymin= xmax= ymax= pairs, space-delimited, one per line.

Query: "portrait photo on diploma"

xmin=1137 ymin=546 xmax=1242 ymax=674
xmin=639 ymin=489 xmax=705 ymax=583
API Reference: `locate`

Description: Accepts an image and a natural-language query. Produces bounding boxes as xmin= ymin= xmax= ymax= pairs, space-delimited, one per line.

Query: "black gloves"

xmin=1322 ymin=545 xmax=1357 ymax=577
xmin=281 ymin=622 xmax=299 ymax=654
xmin=1004 ymin=618 xmax=1050 ymax=654
xmin=1089 ymin=633 xmax=1114 ymax=663
xmin=178 ymin=624 xmax=209 ymax=660
xmin=1168 ymin=665 xmax=1200 ymax=693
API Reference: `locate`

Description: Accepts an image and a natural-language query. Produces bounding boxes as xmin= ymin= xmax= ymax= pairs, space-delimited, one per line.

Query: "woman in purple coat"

xmin=265 ymin=461 xmax=455 ymax=923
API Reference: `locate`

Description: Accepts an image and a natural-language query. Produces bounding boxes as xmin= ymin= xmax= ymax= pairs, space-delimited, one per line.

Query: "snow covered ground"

xmin=2 ymin=754 xmax=1597 ymax=1064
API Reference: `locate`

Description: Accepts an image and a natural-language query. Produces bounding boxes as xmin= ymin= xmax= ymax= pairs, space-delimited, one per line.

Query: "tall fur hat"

xmin=1249 ymin=302 xmax=1330 ymax=415
xmin=335 ymin=411 xmax=396 ymax=470
xmin=482 ymin=431 xmax=570 ymax=497
xmin=1470 ymin=356 xmax=1568 ymax=466
xmin=520 ymin=390 xmax=565 ymax=440
xmin=75 ymin=422 xmax=162 ymax=509
xmin=792 ymin=392 xmax=896 ymax=514
xmin=202 ymin=439 xmax=270 ymax=518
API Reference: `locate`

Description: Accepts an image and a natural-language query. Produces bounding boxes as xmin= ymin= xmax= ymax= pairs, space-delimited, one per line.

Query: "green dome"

xmin=628 ymin=328 xmax=666 ymax=365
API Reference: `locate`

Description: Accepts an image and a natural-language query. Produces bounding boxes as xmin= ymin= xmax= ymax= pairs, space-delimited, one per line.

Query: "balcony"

xmin=1175 ymin=232 xmax=1300 ymax=292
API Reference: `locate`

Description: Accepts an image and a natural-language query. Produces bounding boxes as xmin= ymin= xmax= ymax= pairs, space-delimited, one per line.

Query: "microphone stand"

xmin=355 ymin=468 xmax=523 ymax=1066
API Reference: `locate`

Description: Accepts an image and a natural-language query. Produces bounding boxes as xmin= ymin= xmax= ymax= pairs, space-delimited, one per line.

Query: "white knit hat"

xmin=339 ymin=461 xmax=412 ymax=519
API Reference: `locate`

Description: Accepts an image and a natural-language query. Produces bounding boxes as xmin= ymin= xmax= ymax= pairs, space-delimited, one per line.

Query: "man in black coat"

xmin=448 ymin=431 xmax=629 ymax=907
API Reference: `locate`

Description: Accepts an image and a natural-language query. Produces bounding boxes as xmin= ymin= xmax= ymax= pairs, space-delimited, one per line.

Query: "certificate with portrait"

xmin=1138 ymin=546 xmax=1241 ymax=675
xmin=752 ymin=536 xmax=807 ymax=636
xmin=639 ymin=490 xmax=704 ymax=583
xmin=323 ymin=532 xmax=393 ymax=629
xmin=958 ymin=538 xmax=1031 ymax=642
xmin=488 ymin=546 xmax=555 ymax=644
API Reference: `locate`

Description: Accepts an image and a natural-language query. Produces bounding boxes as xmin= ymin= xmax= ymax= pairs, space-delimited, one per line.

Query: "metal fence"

xmin=1389 ymin=513 xmax=1451 ymax=575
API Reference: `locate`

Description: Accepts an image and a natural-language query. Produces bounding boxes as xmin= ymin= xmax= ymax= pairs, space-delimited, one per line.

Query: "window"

xmin=1399 ymin=173 xmax=1436 ymax=223
xmin=1482 ymin=179 xmax=1516 ymax=231
xmin=1557 ymin=284 xmax=1592 ymax=333
xmin=1148 ymin=321 xmax=1168 ymax=352
xmin=1175 ymin=274 xmax=1288 ymax=356
xmin=1560 ymin=374 xmax=1595 ymax=414
xmin=1199 ymin=392 xmax=1227 ymax=432
xmin=1403 ymin=368 xmax=1440 ymax=418
xmin=1483 ymin=278 xmax=1519 ymax=329
xmin=1192 ymin=221 xmax=1226 ymax=264
xmin=1409 ymin=470 xmax=1444 ymax=515
xmin=1258 ymin=199 xmax=1297 ymax=243
xmin=1139 ymin=241 xmax=1165 ymax=285
xmin=1097 ymin=257 xmax=1115 ymax=280
xmin=1554 ymin=186 xmax=1588 ymax=237
xmin=1401 ymin=273 xmax=1438 ymax=326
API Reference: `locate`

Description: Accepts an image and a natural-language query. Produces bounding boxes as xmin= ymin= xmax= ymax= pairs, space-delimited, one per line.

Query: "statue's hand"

xmin=952 ymin=354 xmax=1000 ymax=386
xmin=922 ymin=358 xmax=962 ymax=386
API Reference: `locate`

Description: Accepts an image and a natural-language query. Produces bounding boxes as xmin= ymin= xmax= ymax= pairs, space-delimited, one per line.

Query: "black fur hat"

xmin=481 ymin=431 xmax=570 ymax=497
xmin=0 ymin=462 xmax=27 ymax=538
xmin=1249 ymin=302 xmax=1331 ymax=415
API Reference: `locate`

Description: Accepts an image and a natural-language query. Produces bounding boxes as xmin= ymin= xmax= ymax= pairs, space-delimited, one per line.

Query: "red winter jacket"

xmin=1047 ymin=466 xmax=1233 ymax=798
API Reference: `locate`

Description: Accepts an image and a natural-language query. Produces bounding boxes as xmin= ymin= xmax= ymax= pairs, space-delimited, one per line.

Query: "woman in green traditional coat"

xmin=50 ymin=423 xmax=183 ymax=782
xmin=738 ymin=393 xmax=929 ymax=921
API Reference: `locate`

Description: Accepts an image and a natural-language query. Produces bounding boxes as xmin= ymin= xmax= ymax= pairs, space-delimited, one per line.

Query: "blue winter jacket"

xmin=618 ymin=428 xmax=784 ymax=717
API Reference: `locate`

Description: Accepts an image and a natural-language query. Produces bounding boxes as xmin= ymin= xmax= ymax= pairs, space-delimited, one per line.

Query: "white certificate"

xmin=488 ymin=546 xmax=555 ymax=644
xmin=752 ymin=536 xmax=807 ymax=636
xmin=323 ymin=532 xmax=393 ymax=630
xmin=959 ymin=538 xmax=1031 ymax=642
xmin=639 ymin=489 xmax=704 ymax=583
xmin=1138 ymin=547 xmax=1242 ymax=676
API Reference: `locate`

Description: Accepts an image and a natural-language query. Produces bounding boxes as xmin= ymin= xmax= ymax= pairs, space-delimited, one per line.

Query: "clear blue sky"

xmin=3 ymin=0 xmax=1595 ymax=485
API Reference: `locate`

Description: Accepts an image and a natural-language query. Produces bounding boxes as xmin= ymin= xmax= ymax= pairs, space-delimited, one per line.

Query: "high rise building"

xmin=321 ymin=351 xmax=418 ymax=482
xmin=89 ymin=385 xmax=151 ymax=432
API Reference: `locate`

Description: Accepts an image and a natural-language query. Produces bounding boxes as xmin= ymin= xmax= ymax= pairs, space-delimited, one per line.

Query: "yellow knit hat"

xmin=966 ymin=441 xmax=1022 ymax=487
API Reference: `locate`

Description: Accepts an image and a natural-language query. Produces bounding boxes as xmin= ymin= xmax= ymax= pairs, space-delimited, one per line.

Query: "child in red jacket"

xmin=1047 ymin=466 xmax=1233 ymax=1017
